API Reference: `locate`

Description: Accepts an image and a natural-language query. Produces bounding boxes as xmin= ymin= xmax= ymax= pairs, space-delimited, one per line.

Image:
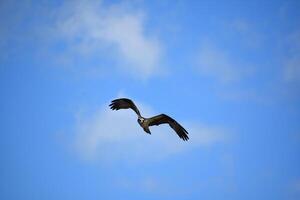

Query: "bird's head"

xmin=137 ymin=117 xmax=144 ymax=124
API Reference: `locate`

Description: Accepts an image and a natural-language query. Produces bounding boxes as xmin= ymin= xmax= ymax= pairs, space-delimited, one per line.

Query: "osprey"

xmin=109 ymin=98 xmax=189 ymax=141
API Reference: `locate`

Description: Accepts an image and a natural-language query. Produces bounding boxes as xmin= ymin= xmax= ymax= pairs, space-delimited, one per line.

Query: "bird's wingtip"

xmin=182 ymin=135 xmax=189 ymax=141
xmin=109 ymin=102 xmax=116 ymax=110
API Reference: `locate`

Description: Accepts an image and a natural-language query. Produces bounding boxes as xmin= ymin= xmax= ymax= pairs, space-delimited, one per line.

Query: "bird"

xmin=109 ymin=98 xmax=189 ymax=141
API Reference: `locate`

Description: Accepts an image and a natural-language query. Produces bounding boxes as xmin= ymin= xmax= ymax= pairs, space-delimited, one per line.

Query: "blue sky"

xmin=1 ymin=0 xmax=300 ymax=199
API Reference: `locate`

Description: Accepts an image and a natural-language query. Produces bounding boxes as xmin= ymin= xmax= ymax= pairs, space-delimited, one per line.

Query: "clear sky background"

xmin=1 ymin=0 xmax=300 ymax=199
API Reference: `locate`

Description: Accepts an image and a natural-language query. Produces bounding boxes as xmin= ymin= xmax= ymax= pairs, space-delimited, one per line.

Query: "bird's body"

xmin=109 ymin=98 xmax=189 ymax=141
xmin=137 ymin=117 xmax=151 ymax=134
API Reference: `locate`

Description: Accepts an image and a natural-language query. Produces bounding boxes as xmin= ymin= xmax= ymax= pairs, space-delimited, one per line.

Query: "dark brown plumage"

xmin=147 ymin=114 xmax=189 ymax=141
xmin=109 ymin=98 xmax=141 ymax=117
xmin=109 ymin=98 xmax=189 ymax=141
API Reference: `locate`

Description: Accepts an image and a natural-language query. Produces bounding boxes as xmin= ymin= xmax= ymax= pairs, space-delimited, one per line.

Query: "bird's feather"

xmin=109 ymin=98 xmax=141 ymax=117
xmin=148 ymin=114 xmax=189 ymax=141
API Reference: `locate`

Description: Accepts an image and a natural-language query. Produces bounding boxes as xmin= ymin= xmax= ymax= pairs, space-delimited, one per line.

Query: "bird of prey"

xmin=109 ymin=98 xmax=189 ymax=141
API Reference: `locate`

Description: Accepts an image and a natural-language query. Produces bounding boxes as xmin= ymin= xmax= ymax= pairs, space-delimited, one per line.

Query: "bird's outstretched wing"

xmin=109 ymin=98 xmax=141 ymax=117
xmin=148 ymin=114 xmax=189 ymax=141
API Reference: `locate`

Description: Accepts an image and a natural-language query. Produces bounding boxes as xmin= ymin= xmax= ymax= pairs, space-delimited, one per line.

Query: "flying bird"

xmin=109 ymin=98 xmax=189 ymax=141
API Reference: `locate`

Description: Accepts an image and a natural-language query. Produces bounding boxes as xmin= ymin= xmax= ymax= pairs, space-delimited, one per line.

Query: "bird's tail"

xmin=143 ymin=127 xmax=151 ymax=134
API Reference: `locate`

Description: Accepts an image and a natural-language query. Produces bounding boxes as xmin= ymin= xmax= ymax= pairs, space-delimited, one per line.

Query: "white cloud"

xmin=73 ymin=100 xmax=228 ymax=163
xmin=52 ymin=0 xmax=162 ymax=78
xmin=283 ymin=57 xmax=300 ymax=82
xmin=115 ymin=176 xmax=189 ymax=195
xmin=289 ymin=179 xmax=300 ymax=196
xmin=231 ymin=20 xmax=250 ymax=33
xmin=229 ymin=19 xmax=261 ymax=48
xmin=294 ymin=180 xmax=300 ymax=192
xmin=196 ymin=43 xmax=251 ymax=83
xmin=283 ymin=30 xmax=300 ymax=82
xmin=116 ymin=177 xmax=167 ymax=193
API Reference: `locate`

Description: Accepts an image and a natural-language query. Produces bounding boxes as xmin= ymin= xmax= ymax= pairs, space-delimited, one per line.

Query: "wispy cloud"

xmin=283 ymin=57 xmax=300 ymax=82
xmin=73 ymin=99 xmax=228 ymax=163
xmin=116 ymin=176 xmax=175 ymax=194
xmin=283 ymin=30 xmax=300 ymax=82
xmin=115 ymin=168 xmax=236 ymax=196
xmin=294 ymin=180 xmax=300 ymax=192
xmin=50 ymin=0 xmax=162 ymax=78
xmin=228 ymin=19 xmax=262 ymax=48
xmin=289 ymin=178 xmax=300 ymax=198
xmin=195 ymin=42 xmax=252 ymax=83
xmin=115 ymin=175 xmax=197 ymax=196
